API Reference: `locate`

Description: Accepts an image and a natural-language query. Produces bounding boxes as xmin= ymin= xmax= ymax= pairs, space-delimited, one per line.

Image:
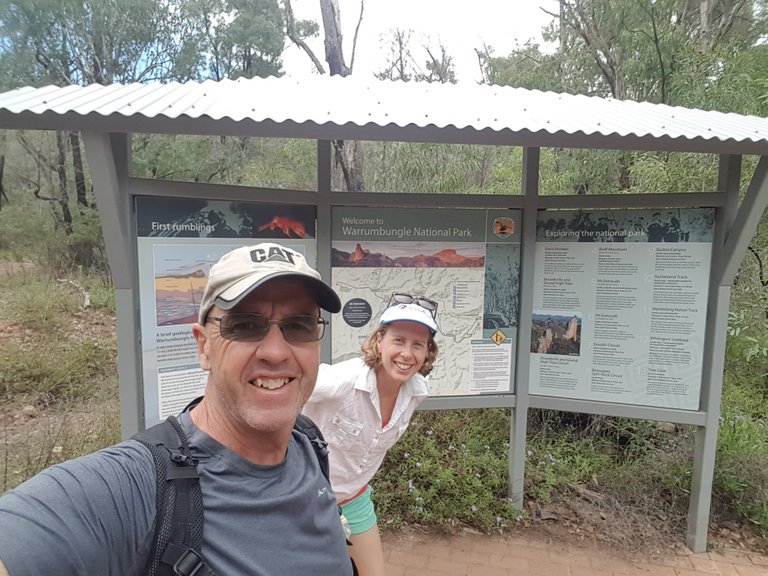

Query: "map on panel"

xmin=331 ymin=207 xmax=521 ymax=397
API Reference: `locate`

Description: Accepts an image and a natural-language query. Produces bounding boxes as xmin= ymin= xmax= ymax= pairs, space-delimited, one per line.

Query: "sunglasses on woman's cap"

xmin=387 ymin=293 xmax=438 ymax=318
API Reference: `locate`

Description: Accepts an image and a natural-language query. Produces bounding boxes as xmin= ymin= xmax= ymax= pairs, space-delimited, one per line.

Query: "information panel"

xmin=135 ymin=197 xmax=318 ymax=425
xmin=331 ymin=207 xmax=522 ymax=396
xmin=530 ymin=208 xmax=715 ymax=410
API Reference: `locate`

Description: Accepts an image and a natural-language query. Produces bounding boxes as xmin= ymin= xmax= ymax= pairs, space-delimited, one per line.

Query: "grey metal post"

xmin=688 ymin=284 xmax=730 ymax=552
xmin=509 ymin=147 xmax=540 ymax=506
xmin=688 ymin=155 xmax=768 ymax=550
xmin=317 ymin=140 xmax=333 ymax=364
xmin=82 ymin=132 xmax=143 ymax=438
xmin=686 ymin=155 xmax=738 ymax=551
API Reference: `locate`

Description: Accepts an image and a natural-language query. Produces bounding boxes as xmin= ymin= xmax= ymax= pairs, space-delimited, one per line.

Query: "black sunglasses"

xmin=207 ymin=313 xmax=328 ymax=344
xmin=387 ymin=293 xmax=438 ymax=318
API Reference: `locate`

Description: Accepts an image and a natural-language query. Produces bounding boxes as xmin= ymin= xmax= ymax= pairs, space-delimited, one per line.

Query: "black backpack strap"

xmin=133 ymin=415 xmax=215 ymax=576
xmin=293 ymin=413 xmax=330 ymax=482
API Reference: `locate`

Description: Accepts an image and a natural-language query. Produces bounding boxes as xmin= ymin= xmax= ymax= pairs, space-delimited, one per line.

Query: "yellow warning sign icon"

xmin=491 ymin=330 xmax=507 ymax=345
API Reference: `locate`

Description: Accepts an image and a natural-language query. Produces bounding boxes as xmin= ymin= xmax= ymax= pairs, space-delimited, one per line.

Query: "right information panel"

xmin=530 ymin=208 xmax=715 ymax=410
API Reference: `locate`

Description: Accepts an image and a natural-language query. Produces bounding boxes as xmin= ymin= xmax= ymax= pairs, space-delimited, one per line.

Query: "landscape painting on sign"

xmin=153 ymin=244 xmax=239 ymax=326
xmin=332 ymin=242 xmax=485 ymax=267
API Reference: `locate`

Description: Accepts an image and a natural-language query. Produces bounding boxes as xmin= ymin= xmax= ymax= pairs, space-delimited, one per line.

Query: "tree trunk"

xmin=56 ymin=131 xmax=73 ymax=234
xmin=69 ymin=131 xmax=88 ymax=207
xmin=0 ymin=131 xmax=7 ymax=210
xmin=619 ymin=156 xmax=631 ymax=190
xmin=319 ymin=0 xmax=350 ymax=76
xmin=284 ymin=0 xmax=365 ymax=191
xmin=318 ymin=0 xmax=365 ymax=191
xmin=699 ymin=0 xmax=711 ymax=43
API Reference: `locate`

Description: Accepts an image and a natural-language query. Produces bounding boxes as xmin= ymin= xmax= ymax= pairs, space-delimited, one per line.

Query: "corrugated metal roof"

xmin=0 ymin=75 xmax=767 ymax=155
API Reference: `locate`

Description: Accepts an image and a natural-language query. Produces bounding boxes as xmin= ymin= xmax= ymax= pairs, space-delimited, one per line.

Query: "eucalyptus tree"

xmin=547 ymin=0 xmax=767 ymax=104
xmin=283 ymin=0 xmax=366 ymax=192
xmin=480 ymin=0 xmax=768 ymax=196
xmin=183 ymin=0 xmax=285 ymax=80
xmin=0 ymin=0 xmax=199 ymax=232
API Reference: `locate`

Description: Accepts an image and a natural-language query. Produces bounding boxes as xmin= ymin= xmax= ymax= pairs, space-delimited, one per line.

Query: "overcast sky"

xmin=282 ymin=0 xmax=558 ymax=83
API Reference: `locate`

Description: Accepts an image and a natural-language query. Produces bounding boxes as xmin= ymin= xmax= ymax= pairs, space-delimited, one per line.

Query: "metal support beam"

xmin=687 ymin=154 xmax=741 ymax=551
xmin=83 ymin=132 xmax=143 ymax=438
xmin=688 ymin=286 xmax=730 ymax=552
xmin=509 ymin=147 xmax=540 ymax=507
xmin=717 ymin=156 xmax=768 ymax=286
xmin=317 ymin=140 xmax=333 ymax=364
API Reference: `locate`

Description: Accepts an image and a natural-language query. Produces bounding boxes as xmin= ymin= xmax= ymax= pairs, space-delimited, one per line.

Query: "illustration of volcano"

xmin=332 ymin=244 xmax=484 ymax=267
xmin=257 ymin=216 xmax=306 ymax=238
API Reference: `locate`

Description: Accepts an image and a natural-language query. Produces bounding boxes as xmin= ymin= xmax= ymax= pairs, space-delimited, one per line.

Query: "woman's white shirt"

xmin=302 ymin=357 xmax=429 ymax=502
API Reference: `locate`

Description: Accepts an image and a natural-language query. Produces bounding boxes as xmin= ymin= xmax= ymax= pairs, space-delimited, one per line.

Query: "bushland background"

xmin=1 ymin=0 xmax=767 ymax=555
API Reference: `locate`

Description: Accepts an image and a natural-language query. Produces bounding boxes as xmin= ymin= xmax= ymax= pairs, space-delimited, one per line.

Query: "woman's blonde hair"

xmin=361 ymin=324 xmax=439 ymax=376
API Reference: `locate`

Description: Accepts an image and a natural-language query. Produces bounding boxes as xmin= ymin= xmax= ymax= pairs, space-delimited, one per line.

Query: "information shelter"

xmin=2 ymin=76 xmax=767 ymax=551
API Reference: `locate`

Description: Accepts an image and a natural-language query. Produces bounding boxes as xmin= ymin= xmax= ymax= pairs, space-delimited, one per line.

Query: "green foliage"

xmin=363 ymin=142 xmax=511 ymax=194
xmin=714 ymin=379 xmax=768 ymax=536
xmin=670 ymin=44 xmax=768 ymax=115
xmin=0 ymin=0 xmax=199 ymax=86
xmin=727 ymin=310 xmax=768 ymax=364
xmin=0 ymin=185 xmax=109 ymax=278
xmin=375 ymin=410 xmax=522 ymax=532
xmin=2 ymin=276 xmax=78 ymax=331
xmin=482 ymin=0 xmax=768 ymax=198
xmin=1 ymin=399 xmax=121 ymax=492
xmin=628 ymin=153 xmax=720 ymax=193
xmin=43 ymin=207 xmax=109 ymax=278
xmin=133 ymin=134 xmax=316 ymax=190
xmin=481 ymin=43 xmax=570 ymax=92
xmin=182 ymin=0 xmax=285 ymax=80
xmin=524 ymin=434 xmax=611 ymax=501
xmin=0 ymin=336 xmax=115 ymax=400
xmin=0 ymin=272 xmax=116 ymax=401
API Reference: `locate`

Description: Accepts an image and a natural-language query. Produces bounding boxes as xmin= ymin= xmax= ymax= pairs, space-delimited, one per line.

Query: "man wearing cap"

xmin=0 ymin=242 xmax=354 ymax=576
xmin=303 ymin=293 xmax=440 ymax=576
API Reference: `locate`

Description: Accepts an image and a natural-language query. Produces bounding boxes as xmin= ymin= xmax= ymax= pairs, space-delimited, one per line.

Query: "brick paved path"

xmin=382 ymin=531 xmax=768 ymax=576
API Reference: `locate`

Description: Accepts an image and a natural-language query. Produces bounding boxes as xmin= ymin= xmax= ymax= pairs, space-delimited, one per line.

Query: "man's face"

xmin=193 ymin=279 xmax=321 ymax=436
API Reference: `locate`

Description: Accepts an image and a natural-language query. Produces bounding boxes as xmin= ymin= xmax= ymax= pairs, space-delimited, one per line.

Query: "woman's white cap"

xmin=379 ymin=303 xmax=438 ymax=334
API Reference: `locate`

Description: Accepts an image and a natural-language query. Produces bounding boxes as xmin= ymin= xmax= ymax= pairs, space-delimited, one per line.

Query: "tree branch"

xmin=17 ymin=133 xmax=58 ymax=174
xmin=349 ymin=0 xmax=364 ymax=72
xmin=748 ymin=246 xmax=768 ymax=287
xmin=282 ymin=0 xmax=326 ymax=74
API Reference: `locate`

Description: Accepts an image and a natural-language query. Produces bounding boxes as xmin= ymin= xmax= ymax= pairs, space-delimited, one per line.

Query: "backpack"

xmin=131 ymin=402 xmax=336 ymax=576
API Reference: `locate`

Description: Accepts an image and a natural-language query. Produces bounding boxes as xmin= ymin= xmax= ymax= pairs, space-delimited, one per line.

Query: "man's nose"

xmin=255 ymin=322 xmax=291 ymax=362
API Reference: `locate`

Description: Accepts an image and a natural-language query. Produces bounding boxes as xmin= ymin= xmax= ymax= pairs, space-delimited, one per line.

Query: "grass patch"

xmin=713 ymin=378 xmax=768 ymax=537
xmin=0 ymin=335 xmax=115 ymax=400
xmin=375 ymin=409 xmax=521 ymax=532
xmin=1 ymin=398 xmax=121 ymax=492
xmin=2 ymin=276 xmax=82 ymax=332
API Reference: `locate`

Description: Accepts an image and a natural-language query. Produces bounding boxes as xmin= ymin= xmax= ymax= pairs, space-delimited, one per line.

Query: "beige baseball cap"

xmin=198 ymin=243 xmax=341 ymax=323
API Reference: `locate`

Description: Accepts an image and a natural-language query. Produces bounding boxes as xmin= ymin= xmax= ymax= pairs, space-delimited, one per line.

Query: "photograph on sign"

xmin=530 ymin=207 xmax=715 ymax=410
xmin=331 ymin=207 xmax=521 ymax=397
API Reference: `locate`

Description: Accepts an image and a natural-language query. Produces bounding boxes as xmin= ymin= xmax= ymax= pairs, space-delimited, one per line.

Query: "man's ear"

xmin=192 ymin=323 xmax=212 ymax=371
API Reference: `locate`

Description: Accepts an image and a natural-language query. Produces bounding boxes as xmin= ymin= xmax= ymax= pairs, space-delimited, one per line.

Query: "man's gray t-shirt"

xmin=0 ymin=411 xmax=353 ymax=575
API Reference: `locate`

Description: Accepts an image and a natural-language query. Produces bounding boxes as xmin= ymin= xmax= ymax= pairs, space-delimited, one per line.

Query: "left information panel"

xmin=136 ymin=197 xmax=318 ymax=425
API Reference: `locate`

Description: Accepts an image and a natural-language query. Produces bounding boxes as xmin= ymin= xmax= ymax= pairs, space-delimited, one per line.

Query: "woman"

xmin=303 ymin=293 xmax=439 ymax=576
